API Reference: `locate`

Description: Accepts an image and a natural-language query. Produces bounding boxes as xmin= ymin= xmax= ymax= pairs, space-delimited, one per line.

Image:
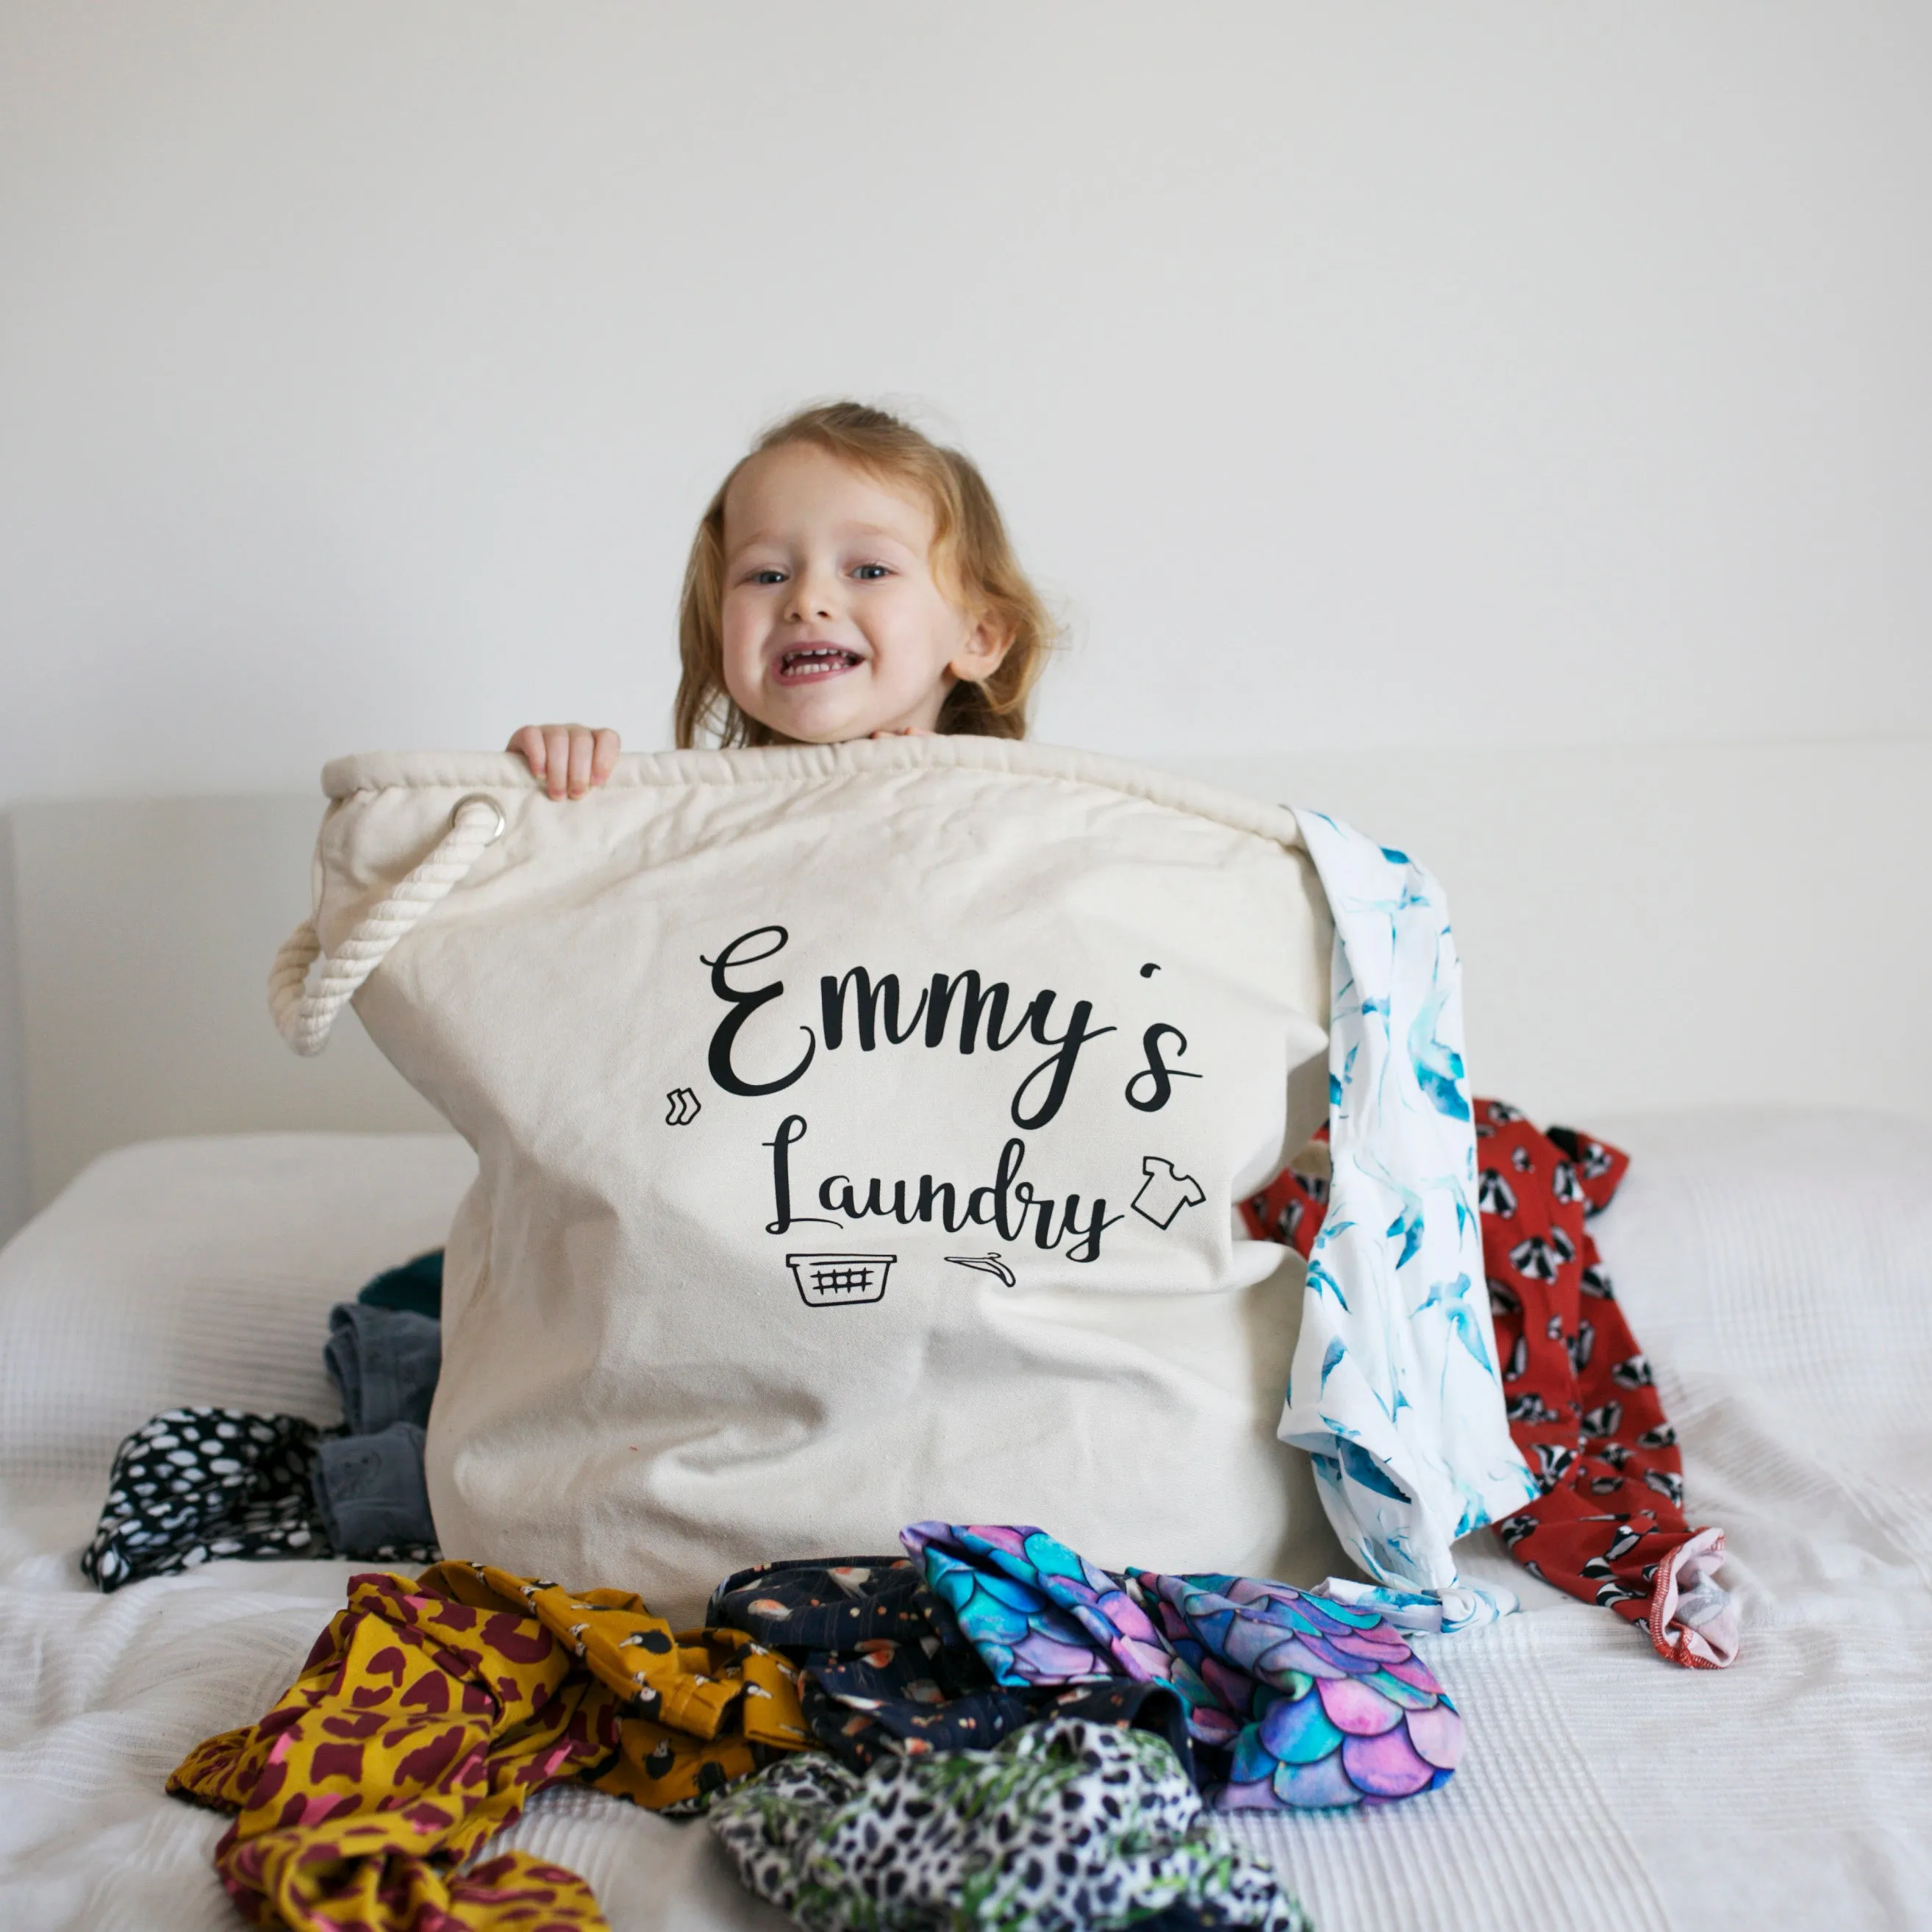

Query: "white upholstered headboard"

xmin=3 ymin=737 xmax=1926 ymax=1229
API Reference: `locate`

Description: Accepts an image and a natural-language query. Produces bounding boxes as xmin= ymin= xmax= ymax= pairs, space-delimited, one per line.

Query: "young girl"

xmin=508 ymin=401 xmax=1055 ymax=786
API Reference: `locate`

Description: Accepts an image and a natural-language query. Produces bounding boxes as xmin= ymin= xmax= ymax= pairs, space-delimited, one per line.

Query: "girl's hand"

xmin=507 ymin=724 xmax=620 ymax=800
xmin=870 ymin=726 xmax=936 ymax=738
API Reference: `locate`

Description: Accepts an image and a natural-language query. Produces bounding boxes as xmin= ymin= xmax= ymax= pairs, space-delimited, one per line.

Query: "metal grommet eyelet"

xmin=451 ymin=793 xmax=507 ymax=845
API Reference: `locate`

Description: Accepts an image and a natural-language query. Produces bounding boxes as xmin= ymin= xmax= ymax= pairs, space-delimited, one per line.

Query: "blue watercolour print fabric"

xmin=902 ymin=1523 xmax=1462 ymax=1811
xmin=1285 ymin=811 xmax=1539 ymax=1592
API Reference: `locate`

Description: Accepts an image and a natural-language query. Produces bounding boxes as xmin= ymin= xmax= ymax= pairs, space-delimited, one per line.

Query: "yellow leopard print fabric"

xmin=168 ymin=1561 xmax=810 ymax=1932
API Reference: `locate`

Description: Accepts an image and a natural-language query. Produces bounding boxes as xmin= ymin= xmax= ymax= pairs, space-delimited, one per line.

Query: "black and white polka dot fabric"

xmin=80 ymin=1406 xmax=435 ymax=1591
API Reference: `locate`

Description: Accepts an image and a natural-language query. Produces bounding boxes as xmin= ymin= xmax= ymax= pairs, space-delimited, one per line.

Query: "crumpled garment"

xmin=1478 ymin=1105 xmax=1738 ymax=1666
xmin=901 ymin=1523 xmax=1461 ymax=1811
xmin=1246 ymin=1098 xmax=1738 ymax=1669
xmin=310 ymin=1420 xmax=439 ymax=1560
xmin=168 ymin=1562 xmax=809 ymax=1932
xmin=81 ymin=1407 xmax=434 ymax=1592
xmin=709 ymin=1717 xmax=1312 ymax=1932
xmin=354 ymin=1248 xmax=445 ymax=1320
xmin=709 ymin=1554 xmax=1196 ymax=1776
xmin=325 ymin=1301 xmax=441 ymax=1434
xmin=1311 ymin=1572 xmax=1517 ymax=1635
xmin=1284 ymin=812 xmax=1539 ymax=1596
xmin=309 ymin=1301 xmax=443 ymax=1555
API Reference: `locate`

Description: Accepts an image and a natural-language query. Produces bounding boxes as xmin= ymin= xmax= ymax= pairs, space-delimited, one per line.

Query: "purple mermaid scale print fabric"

xmin=901 ymin=1522 xmax=1461 ymax=1811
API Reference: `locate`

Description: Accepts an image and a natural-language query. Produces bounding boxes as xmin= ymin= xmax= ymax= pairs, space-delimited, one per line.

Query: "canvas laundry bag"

xmin=273 ymin=739 xmax=1356 ymax=1619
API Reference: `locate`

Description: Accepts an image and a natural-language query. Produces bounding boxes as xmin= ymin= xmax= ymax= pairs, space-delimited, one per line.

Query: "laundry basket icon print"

xmin=786 ymin=1253 xmax=896 ymax=1308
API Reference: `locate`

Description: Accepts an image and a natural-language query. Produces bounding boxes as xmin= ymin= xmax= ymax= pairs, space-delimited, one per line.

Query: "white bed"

xmin=1 ymin=748 xmax=1929 ymax=1931
xmin=3 ymin=1111 xmax=1928 ymax=1932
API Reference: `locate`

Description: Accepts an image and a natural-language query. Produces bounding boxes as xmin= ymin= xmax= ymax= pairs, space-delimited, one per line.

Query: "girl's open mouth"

xmin=775 ymin=646 xmax=863 ymax=685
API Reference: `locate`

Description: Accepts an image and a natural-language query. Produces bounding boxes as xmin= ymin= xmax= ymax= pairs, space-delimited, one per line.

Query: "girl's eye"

xmin=750 ymin=569 xmax=787 ymax=586
xmin=851 ymin=563 xmax=891 ymax=582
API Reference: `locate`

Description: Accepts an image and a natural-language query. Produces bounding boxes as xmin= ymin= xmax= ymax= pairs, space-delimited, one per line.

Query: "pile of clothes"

xmin=171 ymin=1520 xmax=1459 ymax=1931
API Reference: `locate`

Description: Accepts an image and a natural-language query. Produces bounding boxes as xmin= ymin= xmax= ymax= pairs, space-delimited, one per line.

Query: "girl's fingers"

xmin=507 ymin=725 xmax=545 ymax=777
xmin=507 ymin=723 xmax=617 ymax=797
xmin=543 ymin=727 xmax=572 ymax=798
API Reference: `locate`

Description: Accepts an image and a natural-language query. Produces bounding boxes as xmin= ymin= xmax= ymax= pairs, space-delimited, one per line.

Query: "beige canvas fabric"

xmin=304 ymin=738 xmax=1345 ymax=1619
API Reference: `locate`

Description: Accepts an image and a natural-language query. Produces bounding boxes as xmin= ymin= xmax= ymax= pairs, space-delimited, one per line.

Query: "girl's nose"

xmin=785 ymin=568 xmax=837 ymax=623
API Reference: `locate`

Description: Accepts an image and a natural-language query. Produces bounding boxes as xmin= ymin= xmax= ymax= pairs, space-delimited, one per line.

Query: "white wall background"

xmin=2 ymin=2 xmax=1929 ymax=1232
xmin=4 ymin=1 xmax=1928 ymax=785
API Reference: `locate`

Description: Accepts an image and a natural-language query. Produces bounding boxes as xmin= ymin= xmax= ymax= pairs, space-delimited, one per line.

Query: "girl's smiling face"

xmin=719 ymin=443 xmax=1011 ymax=743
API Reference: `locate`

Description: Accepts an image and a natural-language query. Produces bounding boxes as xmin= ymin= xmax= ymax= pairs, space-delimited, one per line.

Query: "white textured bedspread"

xmin=2 ymin=1115 xmax=1928 ymax=1931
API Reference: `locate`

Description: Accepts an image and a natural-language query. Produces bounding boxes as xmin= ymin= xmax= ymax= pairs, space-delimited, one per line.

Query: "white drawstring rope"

xmin=269 ymin=793 xmax=505 ymax=1056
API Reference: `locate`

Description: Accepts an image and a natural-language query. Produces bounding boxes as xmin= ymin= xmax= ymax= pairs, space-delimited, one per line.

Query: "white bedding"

xmin=1 ymin=1115 xmax=1928 ymax=1931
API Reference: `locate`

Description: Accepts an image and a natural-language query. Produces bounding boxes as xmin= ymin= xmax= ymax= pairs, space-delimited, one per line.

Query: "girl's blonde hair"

xmin=675 ymin=402 xmax=1055 ymax=748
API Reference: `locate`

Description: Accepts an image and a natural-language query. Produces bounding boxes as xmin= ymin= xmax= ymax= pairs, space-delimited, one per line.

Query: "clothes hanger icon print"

xmin=944 ymin=1253 xmax=1017 ymax=1286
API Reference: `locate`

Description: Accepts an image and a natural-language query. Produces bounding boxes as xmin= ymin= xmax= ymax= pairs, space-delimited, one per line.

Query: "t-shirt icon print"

xmin=1131 ymin=1156 xmax=1206 ymax=1230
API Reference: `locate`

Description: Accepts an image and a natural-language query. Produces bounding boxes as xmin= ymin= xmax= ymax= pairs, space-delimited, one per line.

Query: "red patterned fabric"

xmin=1243 ymin=1098 xmax=1736 ymax=1668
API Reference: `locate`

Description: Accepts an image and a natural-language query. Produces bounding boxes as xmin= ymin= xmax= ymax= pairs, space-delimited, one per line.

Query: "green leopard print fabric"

xmin=708 ymin=1717 xmax=1312 ymax=1932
